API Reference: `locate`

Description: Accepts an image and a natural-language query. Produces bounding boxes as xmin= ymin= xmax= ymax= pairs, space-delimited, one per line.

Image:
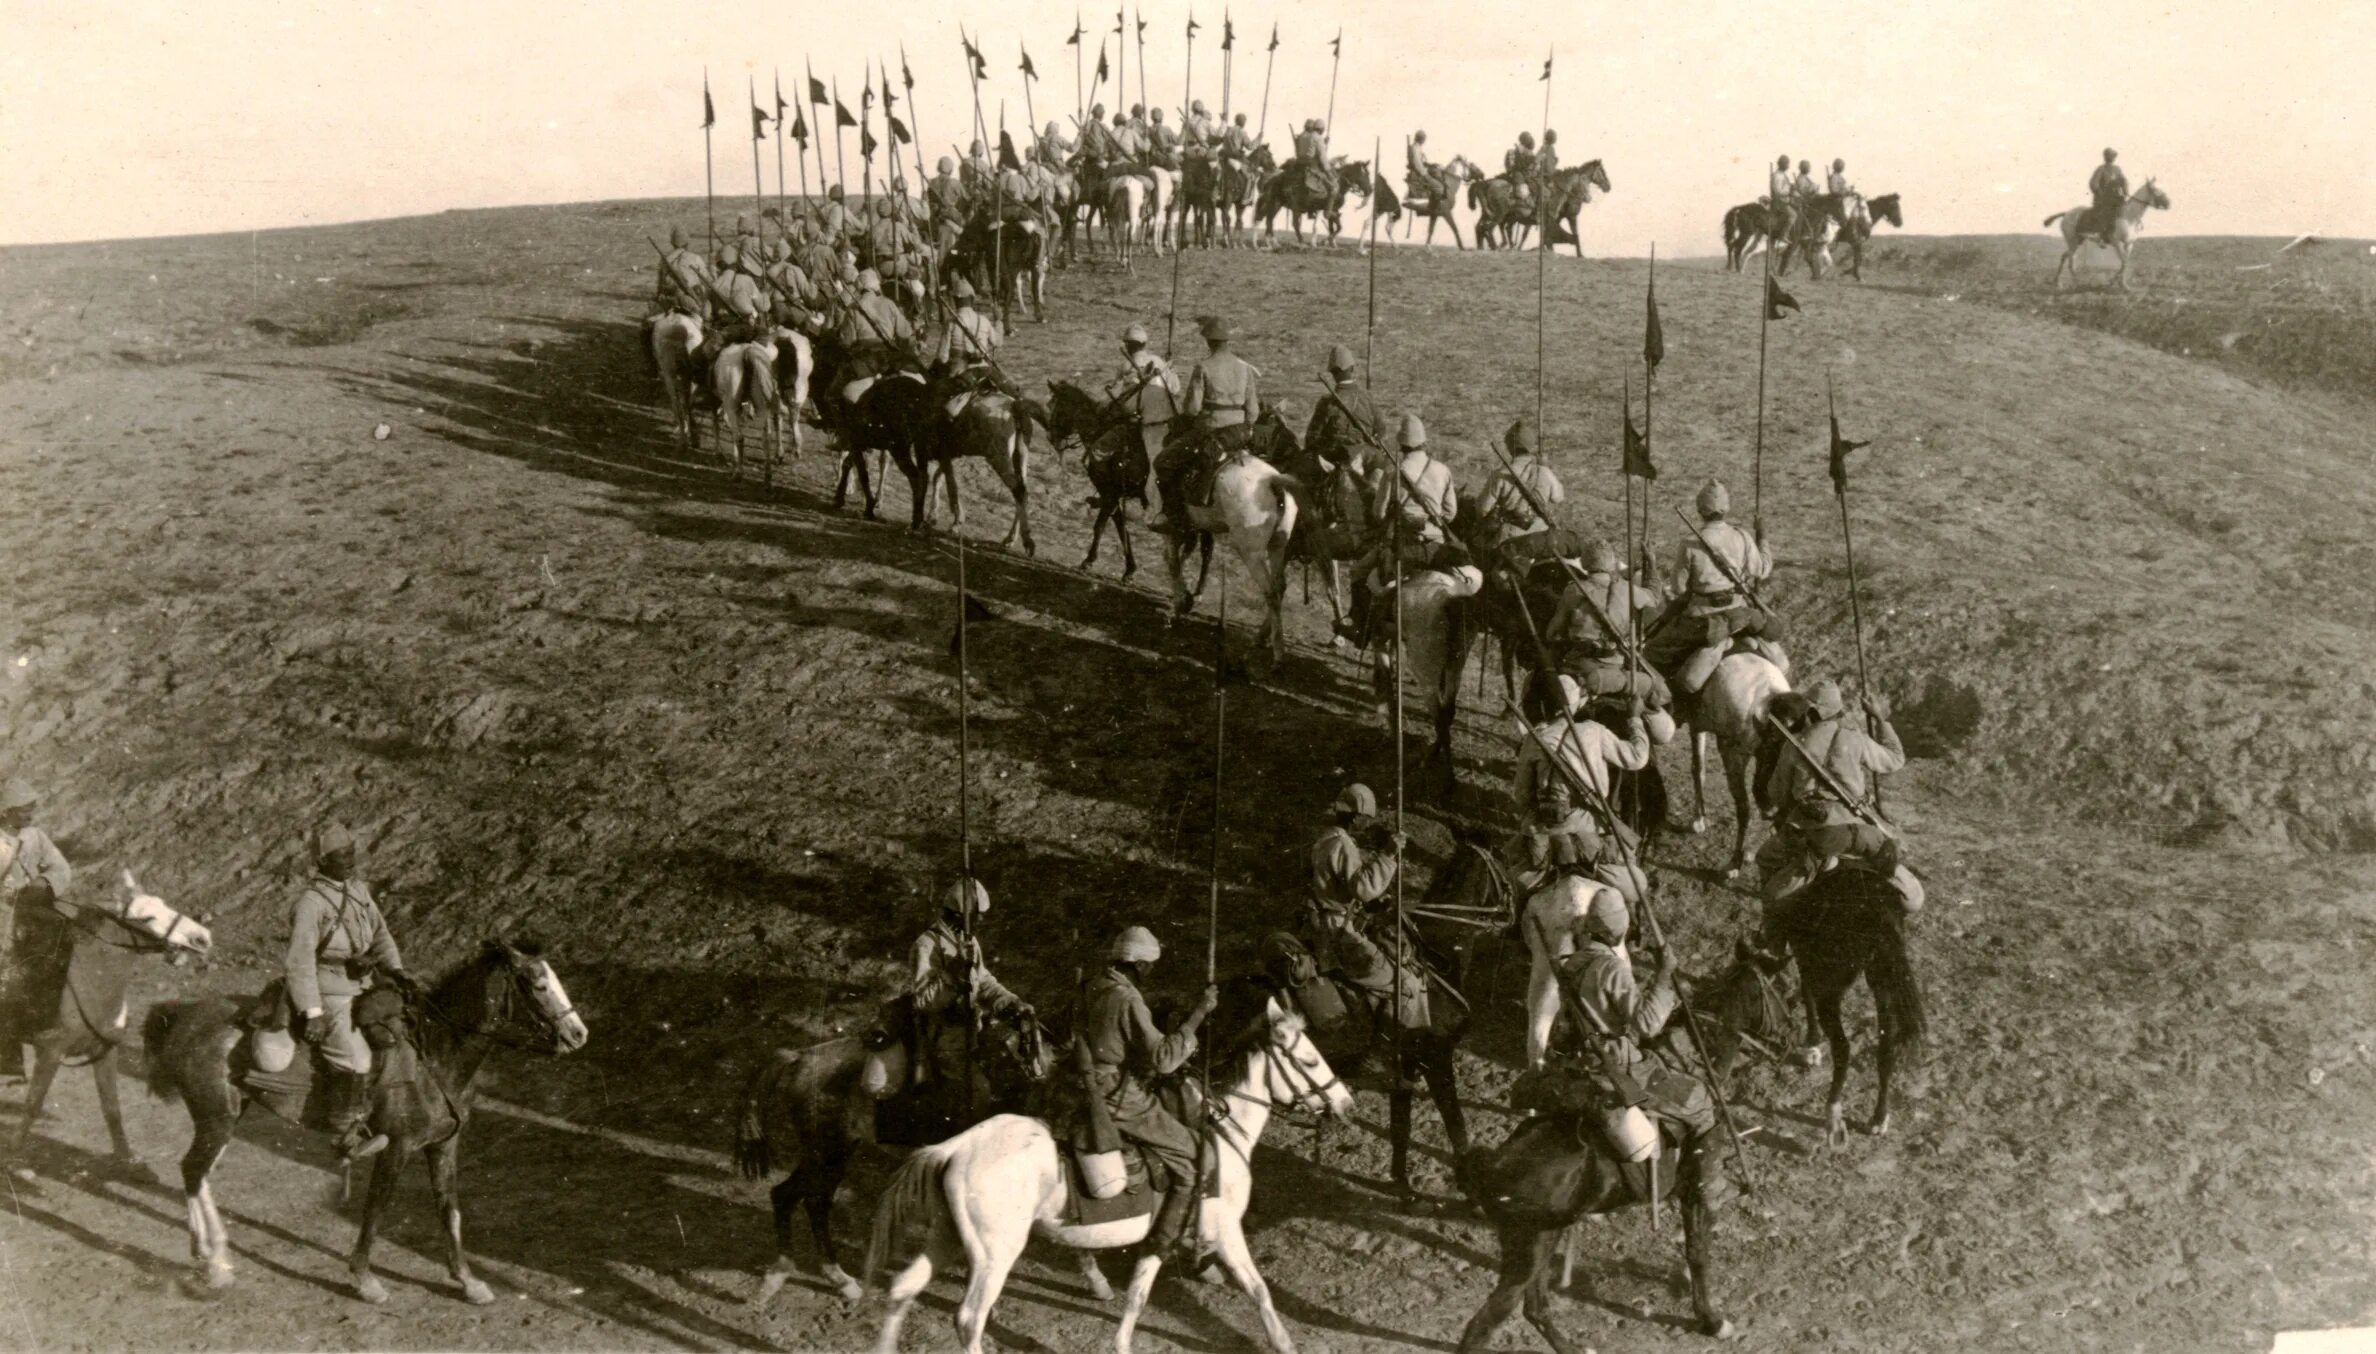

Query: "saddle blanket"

xmin=1060 ymin=1140 xmax=1224 ymax=1226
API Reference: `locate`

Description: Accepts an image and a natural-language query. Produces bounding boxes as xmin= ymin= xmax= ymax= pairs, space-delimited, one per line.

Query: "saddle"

xmin=1049 ymin=1077 xmax=1221 ymax=1227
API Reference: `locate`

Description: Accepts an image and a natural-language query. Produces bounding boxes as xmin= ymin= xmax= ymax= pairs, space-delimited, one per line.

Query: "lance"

xmin=1073 ymin=10 xmax=1086 ymax=126
xmin=1221 ymin=9 xmax=1234 ymax=123
xmin=1135 ymin=10 xmax=1148 ymax=114
xmin=862 ymin=72 xmax=877 ymax=207
xmin=1020 ymin=43 xmax=1039 ymax=149
xmin=1165 ymin=187 xmax=1187 ymax=356
xmin=1183 ymin=12 xmax=1198 ymax=137
xmin=749 ymin=75 xmax=767 ymax=227
xmin=806 ymin=59 xmax=829 ymax=215
xmin=1534 ymin=48 xmax=1551 ymax=445
xmin=1830 ymin=371 xmax=1884 ymax=813
xmin=1323 ymin=29 xmax=1341 ymax=154
xmin=1643 ymin=242 xmax=1659 ymax=600
xmin=1114 ymin=8 xmax=1126 ymax=126
xmin=954 ymin=430 xmax=978 ymax=1121
xmin=961 ymin=27 xmax=989 ymax=150
xmin=900 ymin=51 xmax=930 ymax=211
xmin=831 ymin=76 xmax=849 ymax=203
xmin=993 ymin=105 xmax=1010 ymax=332
xmin=1257 ymin=23 xmax=1278 ymax=141
xmin=1621 ymin=368 xmax=1636 ymax=657
xmin=1086 ymin=36 xmax=1108 ymax=114
xmin=1754 ymin=202 xmax=1774 ymax=544
xmin=1366 ymin=138 xmax=1381 ymax=380
xmin=703 ymin=69 xmax=717 ymax=256
xmin=774 ymin=71 xmax=792 ymax=224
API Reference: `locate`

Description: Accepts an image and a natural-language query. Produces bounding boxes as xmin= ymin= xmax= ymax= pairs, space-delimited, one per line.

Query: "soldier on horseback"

xmin=1303 ymin=343 xmax=1381 ymax=472
xmin=866 ymin=198 xmax=926 ymax=309
xmin=1549 ymin=540 xmax=1674 ymax=733
xmin=928 ymin=156 xmax=968 ymax=247
xmin=1753 ymin=680 xmax=1916 ymax=939
xmin=1308 ymin=783 xmax=1401 ymax=915
xmin=1553 ymin=891 xmax=1734 ymax=1207
xmin=1406 ymin=131 xmax=1453 ymax=211
xmin=1146 ymin=108 xmax=1180 ymax=171
xmin=286 ymin=822 xmax=407 ymax=1164
xmin=1036 ymin=120 xmax=1074 ymax=170
xmin=1081 ymin=925 xmax=1218 ymax=1264
xmin=0 ymin=780 xmax=73 ymax=1083
xmin=932 ymin=276 xmax=1000 ymax=376
xmin=1154 ymin=316 xmax=1261 ymax=530
xmin=900 ymin=877 xmax=1035 ymax=1084
xmin=1479 ymin=418 xmax=1562 ymax=555
xmin=962 ymin=139 xmax=996 ymax=195
xmin=2080 ymin=147 xmax=2128 ymax=243
xmin=653 ymin=225 xmax=713 ymax=318
xmin=1107 ymin=322 xmax=1182 ymax=466
xmin=1641 ymin=480 xmax=1783 ymax=699
xmin=1338 ymin=414 xmax=1458 ymax=648
xmin=1504 ymin=132 xmax=1541 ymax=220
xmin=1764 ymin=154 xmax=1795 ymax=240
xmin=1827 ymin=157 xmax=1854 ymax=198
xmin=1292 ymin=118 xmax=1336 ymax=203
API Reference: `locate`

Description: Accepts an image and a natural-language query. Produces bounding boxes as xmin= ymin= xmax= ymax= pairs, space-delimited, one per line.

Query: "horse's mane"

xmin=418 ymin=937 xmax=539 ymax=1038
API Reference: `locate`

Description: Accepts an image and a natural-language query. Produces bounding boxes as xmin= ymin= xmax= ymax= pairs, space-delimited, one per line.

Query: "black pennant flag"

xmin=1828 ymin=412 xmax=1870 ymax=496
xmin=1624 ymin=404 xmax=1655 ymax=481
xmin=1268 ymin=22 xmax=1279 ymax=51
xmin=835 ymin=98 xmax=857 ymax=129
xmin=1223 ymin=14 xmax=1235 ymax=49
xmin=1644 ymin=274 xmax=1665 ymax=370
xmin=900 ymin=47 xmax=915 ymax=90
xmin=789 ymin=107 xmax=808 ymax=145
xmin=774 ymin=75 xmax=788 ymax=120
xmin=751 ymin=102 xmax=768 ymax=141
xmin=808 ymin=75 xmax=828 ymax=106
xmin=861 ymin=125 xmax=878 ymax=160
xmin=1186 ymin=13 xmax=1200 ymax=38
xmin=1068 ymin=14 xmax=1084 ymax=45
xmin=1330 ymin=29 xmax=1341 ymax=56
xmin=1541 ymin=55 xmax=1553 ymax=81
xmin=1766 ymin=275 xmax=1801 ymax=321
xmin=1096 ymin=42 xmax=1109 ymax=81
xmin=702 ymin=79 xmax=716 ymax=129
xmin=1021 ymin=45 xmax=1037 ymax=80
xmin=964 ymin=37 xmax=989 ymax=81
xmin=888 ymin=113 xmax=911 ymax=145
xmin=998 ymin=129 xmax=1024 ymax=172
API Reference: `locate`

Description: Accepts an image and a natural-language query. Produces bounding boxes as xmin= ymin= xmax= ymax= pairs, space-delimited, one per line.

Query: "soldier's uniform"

xmin=866 ymin=202 xmax=925 ymax=290
xmin=901 ymin=879 xmax=1028 ymax=1083
xmin=0 ymin=783 xmax=72 ymax=1077
xmin=934 ymin=292 xmax=1002 ymax=374
xmin=1755 ymin=681 xmax=1906 ymax=908
xmin=654 ymin=231 xmax=714 ymax=316
xmin=1293 ymin=120 xmax=1333 ymax=200
xmin=2085 ymin=154 xmax=2128 ymax=240
xmin=1406 ymin=135 xmax=1450 ymax=208
xmin=1765 ymin=158 xmax=1795 ymax=237
xmin=1548 ymin=543 xmax=1672 ymax=718
xmin=1302 ymin=348 xmax=1380 ymax=470
xmin=1481 ymin=421 xmax=1562 ymax=542
xmin=1158 ymin=319 xmax=1261 ymax=523
xmin=1107 ymin=325 xmax=1182 ymax=468
xmin=1146 ymin=112 xmax=1180 ymax=170
xmin=1081 ymin=926 xmax=1212 ymax=1258
xmin=1307 ymin=785 xmax=1397 ymax=912
xmin=286 ymin=824 xmax=402 ymax=1159
xmin=927 ymin=161 xmax=968 ymax=250
xmin=1640 ymin=480 xmax=1781 ymax=695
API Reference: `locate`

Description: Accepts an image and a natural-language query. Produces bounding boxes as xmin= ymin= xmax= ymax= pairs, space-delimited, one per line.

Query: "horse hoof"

xmin=460 ymin=1277 xmax=496 ymax=1305
xmin=835 ymin=1276 xmax=864 ymax=1304
xmin=1865 ymin=1112 xmax=1893 ymax=1138
xmin=1704 ymin=1315 xmax=1742 ymax=1341
xmin=355 ymin=1273 xmax=391 ymax=1305
xmin=181 ymin=1269 xmax=234 ymax=1300
xmin=1688 ymin=818 xmax=1709 ymax=836
xmin=1720 ymin=864 xmax=1741 ymax=881
xmin=1791 ymin=1044 xmax=1827 ymax=1069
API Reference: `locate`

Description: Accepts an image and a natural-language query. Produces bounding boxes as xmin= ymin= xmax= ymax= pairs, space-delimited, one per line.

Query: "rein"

xmin=1211 ymin=1037 xmax=1342 ymax=1167
xmin=410 ymin=963 xmax=576 ymax=1056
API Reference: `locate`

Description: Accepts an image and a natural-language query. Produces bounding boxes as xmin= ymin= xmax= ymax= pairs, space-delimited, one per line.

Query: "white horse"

xmin=865 ymin=995 xmax=1351 ymax=1354
xmin=1682 ymin=649 xmax=1792 ymax=877
xmin=709 ymin=336 xmax=782 ymax=483
xmin=1164 ymin=442 xmax=1303 ymax=665
xmin=1139 ymin=166 xmax=1175 ymax=256
xmin=761 ymin=325 xmax=812 ymax=460
xmin=1105 ymin=173 xmax=1150 ymax=269
xmin=644 ymin=311 xmax=705 ymax=452
xmin=2045 ymin=179 xmax=2171 ymax=290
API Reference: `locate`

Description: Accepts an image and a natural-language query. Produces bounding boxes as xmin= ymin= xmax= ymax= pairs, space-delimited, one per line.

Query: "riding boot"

xmin=1148 ymin=1183 xmax=1197 ymax=1263
xmin=1388 ymin=1091 xmax=1416 ymax=1199
xmin=1682 ymin=1132 xmax=1735 ymax=1211
xmin=323 ymin=1068 xmax=389 ymax=1162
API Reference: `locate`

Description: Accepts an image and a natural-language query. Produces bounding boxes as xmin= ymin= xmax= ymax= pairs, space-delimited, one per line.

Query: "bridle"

xmin=413 ymin=955 xmax=579 ymax=1056
xmin=1212 ymin=1026 xmax=1343 ymax=1165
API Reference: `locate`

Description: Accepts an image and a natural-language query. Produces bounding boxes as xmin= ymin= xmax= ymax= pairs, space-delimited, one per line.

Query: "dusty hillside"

xmin=1 ymin=205 xmax=2372 ymax=1352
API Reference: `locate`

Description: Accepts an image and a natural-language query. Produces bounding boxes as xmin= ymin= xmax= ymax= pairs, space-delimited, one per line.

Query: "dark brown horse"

xmin=1767 ymin=864 xmax=1927 ymax=1146
xmin=1825 ymin=192 xmax=1903 ymax=281
xmin=947 ymin=215 xmax=1046 ymax=322
xmin=1470 ymin=163 xmax=1609 ymax=252
xmin=1257 ymin=157 xmax=1371 ymax=246
xmin=6 ymin=871 xmax=211 ymax=1183
xmin=1043 ymin=378 xmax=1155 ymax=577
xmin=140 ymin=938 xmax=588 ymax=1302
xmin=1454 ymin=1111 xmax=1736 ymax=1352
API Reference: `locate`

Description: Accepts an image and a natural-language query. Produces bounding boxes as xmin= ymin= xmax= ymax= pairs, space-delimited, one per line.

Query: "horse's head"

xmin=435 ymin=937 xmax=589 ymax=1056
xmin=1869 ymin=193 xmax=1904 ymax=229
xmin=1248 ymin=406 xmax=1302 ymax=462
xmin=1216 ymin=986 xmax=1351 ymax=1116
xmin=1581 ymin=159 xmax=1612 ymax=196
xmin=106 ymin=869 xmax=212 ymax=957
xmin=1042 ymin=379 xmax=1101 ymax=443
xmin=2138 ymin=179 xmax=2170 ymax=211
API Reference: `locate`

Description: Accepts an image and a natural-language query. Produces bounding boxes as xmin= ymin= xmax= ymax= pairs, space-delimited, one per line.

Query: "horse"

xmin=1162 ymin=412 xmax=1306 ymax=667
xmin=710 ymin=336 xmax=783 ymax=484
xmin=1219 ymin=146 xmax=1275 ymax=249
xmin=1382 ymin=154 xmax=1480 ymax=249
xmin=1453 ymin=1111 xmax=1736 ymax=1351
xmin=907 ymin=389 xmax=1042 ymax=554
xmin=1043 ymin=378 xmax=1153 ymax=577
xmin=2046 ymin=179 xmax=2171 ymax=290
xmin=1773 ymin=192 xmax=1856 ymax=278
xmin=643 ymin=310 xmax=707 ymax=452
xmin=1538 ymin=161 xmax=1614 ymax=256
xmin=1257 ymin=157 xmax=1371 ymax=246
xmin=1824 ymin=192 xmax=1903 ymax=281
xmin=1720 ymin=201 xmax=1768 ymax=273
xmin=808 ymin=332 xmax=931 ymax=522
xmin=1678 ymin=649 xmax=1792 ymax=877
xmin=948 ymin=215 xmax=1047 ymax=323
xmin=5 ymin=871 xmax=212 ymax=1182
xmin=1104 ymin=173 xmax=1149 ymax=269
xmin=864 ymin=992 xmax=1353 ymax=1354
xmin=1370 ymin=562 xmax=1485 ymax=796
xmin=767 ymin=324 xmax=814 ymax=458
xmin=1177 ymin=155 xmax=1222 ymax=250
xmin=734 ymin=1011 xmax=1056 ymax=1305
xmin=140 ymin=937 xmax=588 ymax=1302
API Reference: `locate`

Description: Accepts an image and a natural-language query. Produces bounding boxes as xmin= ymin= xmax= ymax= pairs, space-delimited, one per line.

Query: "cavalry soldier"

xmin=1502 ymin=773 xmax=1600 ymax=899
xmin=1 ymin=780 xmax=73 ymax=1081
xmin=1336 ymin=414 xmax=1455 ymax=648
xmin=1109 ymin=110 xmax=1148 ymax=169
xmin=1156 ymin=316 xmax=1261 ymax=529
xmin=1182 ymin=99 xmax=1216 ymax=147
xmin=762 ymin=238 xmax=819 ymax=323
xmin=1406 ymin=130 xmax=1451 ymax=210
xmin=1220 ymin=112 xmax=1254 ymax=169
xmin=1535 ymin=129 xmax=1563 ymax=209
xmin=837 ymin=268 xmax=916 ymax=376
xmin=1036 ymin=120 xmax=1075 ymax=169
xmin=1308 ymin=783 xmax=1399 ymax=915
xmin=933 ymin=275 xmax=1001 ymax=375
xmin=995 ymin=157 xmax=1040 ymax=225
xmin=927 ymin=156 xmax=969 ymax=247
xmin=287 ymin=822 xmax=404 ymax=1163
xmin=1504 ymin=131 xmax=1541 ymax=218
xmin=1548 ymin=540 xmax=1674 ymax=735
xmin=1510 ymin=675 xmax=1650 ymax=829
xmin=710 ymin=251 xmax=769 ymax=339
xmin=1078 ymin=105 xmax=1115 ymax=167
xmin=1791 ymin=159 xmax=1820 ymax=215
xmin=1765 ymin=154 xmax=1795 ymax=238
xmin=901 ymin=876 xmax=1033 ymax=1083
xmin=2083 ymin=147 xmax=2128 ymax=242
xmin=1145 ymin=107 xmax=1180 ymax=171
xmin=653 ymin=225 xmax=713 ymax=317
xmin=1519 ymin=832 xmax=1616 ymax=1070
xmin=1479 ymin=418 xmax=1562 ymax=547
xmin=1641 ymin=479 xmax=1781 ymax=698
xmin=867 ymin=197 xmax=926 ymax=301
xmin=1755 ymin=679 xmax=1908 ymax=922
xmin=1304 ymin=343 xmax=1381 ymax=472
xmin=819 ymin=185 xmax=858 ymax=243
xmin=962 ymin=138 xmax=996 ymax=193
xmin=1081 ymin=925 xmax=1218 ymax=1264
xmin=1106 ymin=322 xmax=1182 ymax=469
xmin=1292 ymin=117 xmax=1335 ymax=202
xmin=1554 ymin=890 xmax=1734 ymax=1208
xmin=1827 ymin=157 xmax=1854 ymax=198
xmin=1125 ymin=102 xmax=1152 ymax=148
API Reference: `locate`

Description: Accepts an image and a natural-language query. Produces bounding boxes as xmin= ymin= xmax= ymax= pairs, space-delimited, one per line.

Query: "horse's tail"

xmin=1868 ymin=912 xmax=1928 ymax=1073
xmin=640 ymin=319 xmax=662 ymax=379
xmin=732 ymin=1048 xmax=799 ymax=1180
xmin=140 ymin=1001 xmax=193 ymax=1101
xmin=864 ymin=1136 xmax=961 ymax=1290
xmin=2041 ymin=211 xmax=2068 ymax=229
xmin=744 ymin=347 xmax=779 ymax=411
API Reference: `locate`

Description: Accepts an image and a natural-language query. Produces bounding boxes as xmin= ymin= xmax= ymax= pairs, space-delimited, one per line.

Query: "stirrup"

xmin=339 ymin=1130 xmax=390 ymax=1162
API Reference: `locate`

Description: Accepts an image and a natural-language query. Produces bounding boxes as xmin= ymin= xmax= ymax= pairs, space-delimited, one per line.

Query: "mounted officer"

xmin=1036 ymin=120 xmax=1075 ymax=170
xmin=927 ymin=156 xmax=969 ymax=251
xmin=1292 ymin=118 xmax=1335 ymax=202
xmin=1337 ymin=414 xmax=1457 ymax=648
xmin=1754 ymin=680 xmax=1916 ymax=938
xmin=1304 ymin=343 xmax=1381 ymax=474
xmin=286 ymin=822 xmax=405 ymax=1164
xmin=1764 ymin=154 xmax=1795 ymax=239
xmin=932 ymin=275 xmax=1001 ymax=380
xmin=1479 ymin=417 xmax=1562 ymax=554
xmin=866 ymin=197 xmax=926 ymax=306
xmin=1406 ymin=130 xmax=1453 ymax=210
xmin=0 ymin=780 xmax=73 ymax=1082
xmin=1641 ymin=479 xmax=1782 ymax=699
xmin=1154 ymin=315 xmax=1262 ymax=530
xmin=900 ymin=877 xmax=1033 ymax=1084
xmin=1106 ymin=322 xmax=1182 ymax=469
xmin=1553 ymin=890 xmax=1734 ymax=1208
xmin=1827 ymin=157 xmax=1854 ymax=198
xmin=1081 ymin=925 xmax=1218 ymax=1264
xmin=1548 ymin=540 xmax=1674 ymax=735
xmin=1307 ymin=783 xmax=1400 ymax=916
xmin=2081 ymin=148 xmax=2128 ymax=242
xmin=962 ymin=139 xmax=996 ymax=194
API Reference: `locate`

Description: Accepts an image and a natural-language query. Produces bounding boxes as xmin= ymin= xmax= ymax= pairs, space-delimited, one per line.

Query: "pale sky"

xmin=4 ymin=0 xmax=2368 ymax=249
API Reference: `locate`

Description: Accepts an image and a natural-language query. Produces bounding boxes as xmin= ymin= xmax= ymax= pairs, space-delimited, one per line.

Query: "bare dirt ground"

xmin=3 ymin=205 xmax=2374 ymax=1352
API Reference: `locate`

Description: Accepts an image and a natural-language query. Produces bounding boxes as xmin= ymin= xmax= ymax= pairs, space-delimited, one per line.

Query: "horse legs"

xmin=1688 ymin=726 xmax=1712 ymax=836
xmin=1809 ymin=967 xmax=1856 ymax=1149
xmin=1084 ymin=502 xmax=1112 ymax=570
xmin=1193 ymin=534 xmax=1214 ymax=602
xmin=1214 ymin=1220 xmax=1296 ymax=1352
xmin=177 ymin=1094 xmax=238 ymax=1289
xmin=1720 ymin=741 xmax=1755 ymax=877
xmin=10 ymin=1037 xmax=67 ymax=1169
xmin=1079 ymin=1250 xmax=1117 ymax=1301
xmin=426 ymin=1137 xmax=496 ymax=1304
xmin=950 ymin=1224 xmax=1023 ymax=1354
xmin=874 ymin=1249 xmax=938 ymax=1354
xmin=1457 ymin=1223 xmax=1567 ymax=1354
xmin=1681 ymin=1196 xmax=1737 ymax=1337
xmin=89 ymin=1047 xmax=143 ymax=1176
xmin=348 ymin=1143 xmax=409 ymax=1304
xmin=1112 ymin=1251 xmax=1166 ymax=1353
xmin=1117 ymin=518 xmax=1138 ymax=579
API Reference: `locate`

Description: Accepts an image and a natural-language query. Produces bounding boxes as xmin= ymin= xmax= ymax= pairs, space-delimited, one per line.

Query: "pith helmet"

xmin=1122 ymin=322 xmax=1150 ymax=345
xmin=1584 ymin=539 xmax=1620 ymax=573
xmin=1326 ymin=343 xmax=1357 ymax=374
xmin=1582 ymin=887 xmax=1629 ymax=944
xmin=1198 ymin=315 xmax=1233 ymax=343
xmin=951 ymin=275 xmax=977 ymax=301
xmin=943 ymin=876 xmax=990 ymax=918
xmin=857 ymin=268 xmax=882 ymax=292
xmin=314 ymin=821 xmax=357 ymax=865
xmin=1110 ymin=925 xmax=1162 ymax=963
xmin=1504 ymin=417 xmax=1537 ymax=455
xmin=1696 ymin=479 xmax=1730 ymax=517
xmin=1331 ymin=783 xmax=1377 ymax=816
xmin=1192 ymin=99 xmax=1208 ymax=114
xmin=938 ymin=155 xmax=955 ymax=174
xmin=1807 ymin=679 xmax=1846 ymax=719
xmin=668 ymin=225 xmax=688 ymax=248
xmin=1397 ymin=413 xmax=1427 ymax=449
